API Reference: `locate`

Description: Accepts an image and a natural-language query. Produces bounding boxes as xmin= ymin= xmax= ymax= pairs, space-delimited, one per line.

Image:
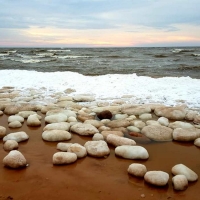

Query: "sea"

xmin=0 ymin=47 xmax=200 ymax=109
xmin=0 ymin=47 xmax=200 ymax=78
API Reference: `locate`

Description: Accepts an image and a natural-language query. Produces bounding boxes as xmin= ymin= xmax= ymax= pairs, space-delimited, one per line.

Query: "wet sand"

xmin=0 ymin=113 xmax=200 ymax=200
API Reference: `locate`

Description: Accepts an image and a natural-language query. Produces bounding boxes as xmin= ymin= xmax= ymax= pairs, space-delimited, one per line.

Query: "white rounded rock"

xmin=3 ymin=150 xmax=27 ymax=168
xmin=57 ymin=143 xmax=73 ymax=151
xmin=84 ymin=141 xmax=110 ymax=157
xmin=53 ymin=152 xmax=77 ymax=165
xmin=8 ymin=121 xmax=22 ymax=128
xmin=101 ymin=131 xmax=124 ymax=139
xmin=43 ymin=122 xmax=70 ymax=131
xmin=3 ymin=131 xmax=29 ymax=142
xmin=45 ymin=113 xmax=68 ymax=123
xmin=0 ymin=126 xmax=6 ymax=139
xmin=92 ymin=133 xmax=104 ymax=141
xmin=42 ymin=130 xmax=72 ymax=142
xmin=172 ymin=164 xmax=198 ymax=182
xmin=70 ymin=123 xmax=99 ymax=136
xmin=27 ymin=114 xmax=41 ymax=127
xmin=169 ymin=121 xmax=194 ymax=129
xmin=194 ymin=138 xmax=200 ymax=147
xmin=146 ymin=120 xmax=161 ymax=126
xmin=67 ymin=116 xmax=77 ymax=122
xmin=17 ymin=111 xmax=37 ymax=119
xmin=115 ymin=145 xmax=149 ymax=160
xmin=157 ymin=117 xmax=169 ymax=126
xmin=8 ymin=115 xmax=24 ymax=123
xmin=128 ymin=163 xmax=147 ymax=177
xmin=173 ymin=128 xmax=200 ymax=141
xmin=127 ymin=126 xmax=140 ymax=133
xmin=139 ymin=113 xmax=152 ymax=120
xmin=172 ymin=175 xmax=188 ymax=191
xmin=144 ymin=171 xmax=169 ymax=186
xmin=3 ymin=140 xmax=19 ymax=151
xmin=107 ymin=134 xmax=136 ymax=147
xmin=68 ymin=143 xmax=87 ymax=158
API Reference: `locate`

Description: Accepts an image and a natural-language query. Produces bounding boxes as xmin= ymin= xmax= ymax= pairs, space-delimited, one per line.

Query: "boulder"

xmin=144 ymin=171 xmax=169 ymax=186
xmin=131 ymin=120 xmax=146 ymax=129
xmin=53 ymin=152 xmax=77 ymax=165
xmin=172 ymin=164 xmax=198 ymax=182
xmin=146 ymin=120 xmax=161 ymax=126
xmin=17 ymin=111 xmax=37 ymax=119
xmin=3 ymin=150 xmax=27 ymax=168
xmin=27 ymin=114 xmax=41 ymax=127
xmin=121 ymin=105 xmax=151 ymax=115
xmin=106 ymin=119 xmax=130 ymax=128
xmin=127 ymin=126 xmax=140 ymax=133
xmin=3 ymin=131 xmax=29 ymax=142
xmin=68 ymin=143 xmax=87 ymax=158
xmin=128 ymin=163 xmax=147 ymax=177
xmin=84 ymin=141 xmax=110 ymax=157
xmin=97 ymin=110 xmax=113 ymax=120
xmin=92 ymin=133 xmax=104 ymax=141
xmin=107 ymin=134 xmax=136 ymax=147
xmin=154 ymin=106 xmax=186 ymax=120
xmin=169 ymin=121 xmax=194 ymax=129
xmin=194 ymin=138 xmax=200 ymax=147
xmin=139 ymin=113 xmax=152 ymax=120
xmin=70 ymin=123 xmax=99 ymax=136
xmin=84 ymin=120 xmax=104 ymax=128
xmin=73 ymin=95 xmax=95 ymax=102
xmin=0 ymin=126 xmax=6 ymax=139
xmin=157 ymin=117 xmax=169 ymax=126
xmin=3 ymin=140 xmax=19 ymax=151
xmin=115 ymin=145 xmax=149 ymax=159
xmin=42 ymin=130 xmax=72 ymax=142
xmin=57 ymin=143 xmax=73 ymax=151
xmin=172 ymin=128 xmax=200 ymax=142
xmin=141 ymin=125 xmax=173 ymax=142
xmin=101 ymin=131 xmax=124 ymax=139
xmin=43 ymin=122 xmax=70 ymax=131
xmin=8 ymin=115 xmax=24 ymax=123
xmin=45 ymin=113 xmax=68 ymax=123
xmin=172 ymin=175 xmax=188 ymax=191
xmin=8 ymin=121 xmax=22 ymax=128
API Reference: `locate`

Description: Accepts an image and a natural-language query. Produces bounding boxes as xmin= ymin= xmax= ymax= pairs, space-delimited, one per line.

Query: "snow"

xmin=0 ymin=70 xmax=200 ymax=108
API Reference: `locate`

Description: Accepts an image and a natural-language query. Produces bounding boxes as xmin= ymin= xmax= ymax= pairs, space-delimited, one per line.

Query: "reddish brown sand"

xmin=0 ymin=113 xmax=200 ymax=200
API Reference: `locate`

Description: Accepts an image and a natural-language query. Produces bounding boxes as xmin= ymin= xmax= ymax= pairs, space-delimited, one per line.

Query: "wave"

xmin=53 ymin=55 xmax=97 ymax=59
xmin=172 ymin=48 xmax=195 ymax=53
xmin=191 ymin=53 xmax=200 ymax=57
xmin=9 ymin=58 xmax=55 ymax=64
xmin=47 ymin=49 xmax=71 ymax=52
xmin=154 ymin=54 xmax=168 ymax=58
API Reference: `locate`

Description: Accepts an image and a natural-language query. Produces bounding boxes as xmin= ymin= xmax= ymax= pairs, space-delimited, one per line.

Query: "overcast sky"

xmin=0 ymin=0 xmax=200 ymax=47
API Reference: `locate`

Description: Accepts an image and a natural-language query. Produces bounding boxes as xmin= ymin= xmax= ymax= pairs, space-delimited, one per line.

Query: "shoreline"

xmin=0 ymin=87 xmax=200 ymax=199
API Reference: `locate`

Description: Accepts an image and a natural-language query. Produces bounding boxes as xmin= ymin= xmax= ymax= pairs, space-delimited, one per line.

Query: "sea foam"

xmin=0 ymin=70 xmax=199 ymax=108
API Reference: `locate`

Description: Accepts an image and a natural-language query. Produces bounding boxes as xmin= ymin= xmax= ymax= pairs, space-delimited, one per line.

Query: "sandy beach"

xmin=0 ymin=86 xmax=200 ymax=200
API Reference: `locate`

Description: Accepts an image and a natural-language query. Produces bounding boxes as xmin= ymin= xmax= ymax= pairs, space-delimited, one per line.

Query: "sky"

xmin=0 ymin=0 xmax=200 ymax=47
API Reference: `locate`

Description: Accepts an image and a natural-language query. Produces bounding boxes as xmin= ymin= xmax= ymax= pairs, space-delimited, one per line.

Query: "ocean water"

xmin=0 ymin=47 xmax=200 ymax=78
xmin=0 ymin=47 xmax=200 ymax=108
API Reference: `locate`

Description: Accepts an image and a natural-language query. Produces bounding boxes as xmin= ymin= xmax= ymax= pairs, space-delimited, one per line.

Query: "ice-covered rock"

xmin=157 ymin=117 xmax=169 ymax=126
xmin=144 ymin=171 xmax=169 ymax=186
xmin=128 ymin=163 xmax=147 ymax=177
xmin=8 ymin=121 xmax=22 ymax=128
xmin=139 ymin=113 xmax=152 ymax=120
xmin=53 ymin=152 xmax=77 ymax=165
xmin=0 ymin=126 xmax=6 ymax=139
xmin=70 ymin=123 xmax=99 ymax=136
xmin=169 ymin=121 xmax=194 ymax=129
xmin=67 ymin=143 xmax=87 ymax=158
xmin=146 ymin=120 xmax=161 ymax=126
xmin=73 ymin=94 xmax=95 ymax=102
xmin=42 ymin=130 xmax=72 ymax=142
xmin=101 ymin=130 xmax=124 ymax=139
xmin=27 ymin=114 xmax=41 ymax=126
xmin=17 ymin=111 xmax=37 ymax=119
xmin=194 ymin=138 xmax=200 ymax=147
xmin=107 ymin=134 xmax=136 ymax=147
xmin=3 ymin=131 xmax=29 ymax=142
xmin=57 ymin=142 xmax=73 ymax=151
xmin=121 ymin=105 xmax=151 ymax=115
xmin=127 ymin=126 xmax=140 ymax=133
xmin=131 ymin=120 xmax=146 ymax=129
xmin=3 ymin=150 xmax=27 ymax=168
xmin=43 ymin=122 xmax=70 ymax=131
xmin=106 ymin=119 xmax=130 ymax=128
xmin=92 ymin=133 xmax=104 ymax=141
xmin=84 ymin=120 xmax=104 ymax=128
xmin=3 ymin=140 xmax=19 ymax=151
xmin=141 ymin=125 xmax=173 ymax=141
xmin=8 ymin=115 xmax=24 ymax=123
xmin=173 ymin=128 xmax=200 ymax=141
xmin=172 ymin=175 xmax=188 ymax=191
xmin=115 ymin=145 xmax=149 ymax=159
xmin=84 ymin=141 xmax=110 ymax=157
xmin=172 ymin=164 xmax=198 ymax=181
xmin=45 ymin=113 xmax=68 ymax=123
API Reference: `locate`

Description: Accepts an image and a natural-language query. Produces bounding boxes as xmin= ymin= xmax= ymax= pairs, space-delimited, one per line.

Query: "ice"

xmin=0 ymin=70 xmax=199 ymax=108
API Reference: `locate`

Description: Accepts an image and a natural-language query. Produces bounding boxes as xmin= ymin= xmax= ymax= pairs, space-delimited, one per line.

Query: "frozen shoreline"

xmin=0 ymin=70 xmax=200 ymax=108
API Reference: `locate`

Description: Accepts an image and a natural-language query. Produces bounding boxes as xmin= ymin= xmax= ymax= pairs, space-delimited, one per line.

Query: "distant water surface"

xmin=0 ymin=47 xmax=200 ymax=78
